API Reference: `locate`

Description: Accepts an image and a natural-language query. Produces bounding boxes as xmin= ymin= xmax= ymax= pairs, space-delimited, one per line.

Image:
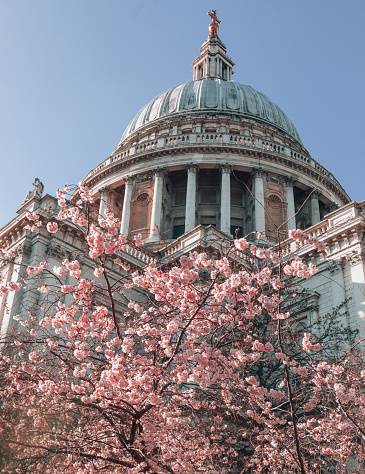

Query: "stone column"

xmin=220 ymin=164 xmax=231 ymax=235
xmin=311 ymin=191 xmax=321 ymax=225
xmin=98 ymin=187 xmax=109 ymax=219
xmin=285 ymin=178 xmax=296 ymax=231
xmin=148 ymin=170 xmax=164 ymax=241
xmin=253 ymin=169 xmax=266 ymax=236
xmin=185 ymin=164 xmax=198 ymax=233
xmin=120 ymin=177 xmax=134 ymax=236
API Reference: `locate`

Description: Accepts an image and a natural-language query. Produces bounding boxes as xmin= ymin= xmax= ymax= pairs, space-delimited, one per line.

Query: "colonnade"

xmin=98 ymin=165 xmax=323 ymax=241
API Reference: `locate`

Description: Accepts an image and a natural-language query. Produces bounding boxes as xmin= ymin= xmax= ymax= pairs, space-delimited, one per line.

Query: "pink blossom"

xmin=53 ymin=266 xmax=67 ymax=276
xmin=289 ymin=229 xmax=308 ymax=242
xmin=302 ymin=332 xmax=322 ymax=351
xmin=93 ymin=267 xmax=104 ymax=278
xmin=133 ymin=233 xmax=143 ymax=247
xmin=27 ymin=262 xmax=47 ymax=275
xmin=78 ymin=183 xmax=94 ymax=203
xmin=114 ymin=258 xmax=130 ymax=271
xmin=46 ymin=222 xmax=58 ymax=233
xmin=57 ymin=189 xmax=66 ymax=207
xmin=234 ymin=237 xmax=249 ymax=251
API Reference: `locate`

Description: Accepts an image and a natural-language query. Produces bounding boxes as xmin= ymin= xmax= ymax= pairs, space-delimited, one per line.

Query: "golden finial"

xmin=207 ymin=10 xmax=221 ymax=38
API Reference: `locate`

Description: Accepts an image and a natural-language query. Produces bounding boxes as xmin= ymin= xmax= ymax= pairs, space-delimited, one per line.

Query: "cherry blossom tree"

xmin=0 ymin=184 xmax=364 ymax=474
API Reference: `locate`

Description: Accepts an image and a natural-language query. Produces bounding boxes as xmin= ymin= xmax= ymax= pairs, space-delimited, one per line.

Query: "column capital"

xmin=98 ymin=186 xmax=109 ymax=194
xmin=311 ymin=191 xmax=321 ymax=200
xmin=186 ymin=163 xmax=198 ymax=173
xmin=124 ymin=175 xmax=135 ymax=184
xmin=252 ymin=168 xmax=266 ymax=179
xmin=284 ymin=177 xmax=295 ymax=187
xmin=327 ymin=202 xmax=339 ymax=213
xmin=153 ymin=168 xmax=164 ymax=178
xmin=220 ymin=163 xmax=232 ymax=174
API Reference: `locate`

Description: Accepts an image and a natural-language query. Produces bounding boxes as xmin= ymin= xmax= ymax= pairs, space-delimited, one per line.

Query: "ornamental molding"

xmin=186 ymin=163 xmax=199 ymax=173
xmin=284 ymin=176 xmax=296 ymax=187
xmin=347 ymin=252 xmax=365 ymax=267
xmin=134 ymin=172 xmax=153 ymax=184
xmin=252 ymin=168 xmax=267 ymax=179
xmin=98 ymin=186 xmax=109 ymax=194
xmin=327 ymin=260 xmax=341 ymax=275
xmin=47 ymin=245 xmax=68 ymax=261
xmin=220 ymin=163 xmax=232 ymax=174
xmin=152 ymin=168 xmax=164 ymax=178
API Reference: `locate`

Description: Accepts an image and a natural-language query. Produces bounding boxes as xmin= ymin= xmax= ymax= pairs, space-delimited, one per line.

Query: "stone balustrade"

xmin=83 ymin=130 xmax=347 ymax=210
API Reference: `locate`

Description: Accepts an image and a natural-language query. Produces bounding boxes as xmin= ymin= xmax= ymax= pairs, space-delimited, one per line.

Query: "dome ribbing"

xmin=120 ymin=79 xmax=302 ymax=146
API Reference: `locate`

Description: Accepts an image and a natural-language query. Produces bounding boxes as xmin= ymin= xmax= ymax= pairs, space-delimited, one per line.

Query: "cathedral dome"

xmin=82 ymin=11 xmax=350 ymax=249
xmin=120 ymin=79 xmax=302 ymax=146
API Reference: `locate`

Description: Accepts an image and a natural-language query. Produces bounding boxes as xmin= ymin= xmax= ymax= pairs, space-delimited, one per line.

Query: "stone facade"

xmin=0 ymin=17 xmax=364 ymax=338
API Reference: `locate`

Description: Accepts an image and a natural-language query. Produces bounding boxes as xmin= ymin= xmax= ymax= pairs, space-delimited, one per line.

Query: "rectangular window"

xmin=200 ymin=189 xmax=217 ymax=204
xmin=175 ymin=190 xmax=186 ymax=205
xmin=231 ymin=189 xmax=243 ymax=206
xmin=173 ymin=225 xmax=185 ymax=239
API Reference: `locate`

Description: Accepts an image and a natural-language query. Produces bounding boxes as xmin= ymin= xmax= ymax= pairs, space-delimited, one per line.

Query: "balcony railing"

xmin=84 ymin=132 xmax=344 ymax=193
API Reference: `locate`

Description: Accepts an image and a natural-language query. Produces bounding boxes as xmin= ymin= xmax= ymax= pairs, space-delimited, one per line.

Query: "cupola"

xmin=191 ymin=10 xmax=234 ymax=81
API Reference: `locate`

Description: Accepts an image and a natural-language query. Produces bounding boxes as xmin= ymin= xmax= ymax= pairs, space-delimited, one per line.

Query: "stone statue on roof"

xmin=24 ymin=178 xmax=44 ymax=201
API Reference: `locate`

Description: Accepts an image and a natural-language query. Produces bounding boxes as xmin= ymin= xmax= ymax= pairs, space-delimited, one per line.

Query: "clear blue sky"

xmin=1 ymin=0 xmax=364 ymax=226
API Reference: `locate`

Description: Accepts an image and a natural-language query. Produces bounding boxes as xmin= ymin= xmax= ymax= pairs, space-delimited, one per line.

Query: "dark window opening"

xmin=173 ymin=225 xmax=185 ymax=239
xmin=231 ymin=189 xmax=243 ymax=206
xmin=200 ymin=189 xmax=217 ymax=203
xmin=175 ymin=190 xmax=186 ymax=205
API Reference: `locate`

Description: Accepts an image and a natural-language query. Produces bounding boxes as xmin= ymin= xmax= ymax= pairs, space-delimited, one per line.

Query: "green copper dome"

xmin=120 ymin=79 xmax=302 ymax=145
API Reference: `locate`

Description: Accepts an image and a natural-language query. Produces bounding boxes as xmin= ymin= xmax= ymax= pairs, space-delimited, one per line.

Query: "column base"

xmin=144 ymin=235 xmax=161 ymax=243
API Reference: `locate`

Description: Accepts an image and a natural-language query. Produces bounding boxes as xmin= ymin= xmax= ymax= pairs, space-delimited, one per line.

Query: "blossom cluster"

xmin=289 ymin=228 xmax=326 ymax=252
xmin=0 ymin=208 xmax=362 ymax=474
xmin=25 ymin=211 xmax=42 ymax=232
